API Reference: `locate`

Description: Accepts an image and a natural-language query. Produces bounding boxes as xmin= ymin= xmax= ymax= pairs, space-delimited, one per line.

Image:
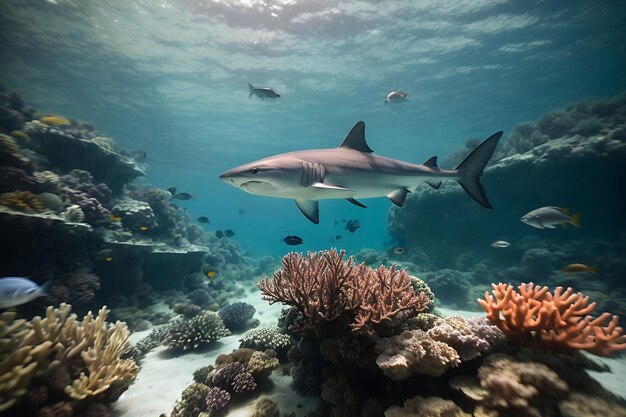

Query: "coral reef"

xmin=258 ymin=249 xmax=429 ymax=335
xmin=385 ymin=395 xmax=471 ymax=417
xmin=239 ymin=327 xmax=291 ymax=353
xmin=479 ymin=283 xmax=626 ymax=356
xmin=0 ymin=304 xmax=138 ymax=414
xmin=218 ymin=301 xmax=256 ymax=331
xmin=168 ymin=311 xmax=229 ymax=351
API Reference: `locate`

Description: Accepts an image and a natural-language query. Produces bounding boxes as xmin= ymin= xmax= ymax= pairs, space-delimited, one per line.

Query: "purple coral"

xmin=0 ymin=166 xmax=37 ymax=193
xmin=205 ymin=387 xmax=231 ymax=411
xmin=61 ymin=187 xmax=109 ymax=224
xmin=231 ymin=371 xmax=257 ymax=393
xmin=211 ymin=362 xmax=245 ymax=389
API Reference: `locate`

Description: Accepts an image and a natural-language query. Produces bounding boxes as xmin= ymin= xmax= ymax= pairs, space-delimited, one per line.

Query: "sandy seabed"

xmin=111 ymin=295 xmax=626 ymax=417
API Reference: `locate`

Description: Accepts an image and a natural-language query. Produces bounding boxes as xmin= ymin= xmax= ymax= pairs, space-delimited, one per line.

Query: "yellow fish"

xmin=109 ymin=214 xmax=122 ymax=222
xmin=206 ymin=271 xmax=217 ymax=278
xmin=40 ymin=115 xmax=71 ymax=126
xmin=139 ymin=226 xmax=148 ymax=231
xmin=104 ymin=256 xmax=113 ymax=262
xmin=562 ymin=263 xmax=598 ymax=275
xmin=10 ymin=131 xmax=30 ymax=142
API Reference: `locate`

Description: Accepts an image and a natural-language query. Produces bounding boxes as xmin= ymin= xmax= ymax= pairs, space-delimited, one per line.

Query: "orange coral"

xmin=478 ymin=283 xmax=626 ymax=356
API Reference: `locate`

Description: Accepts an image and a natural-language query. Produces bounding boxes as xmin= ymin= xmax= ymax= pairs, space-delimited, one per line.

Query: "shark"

xmin=219 ymin=121 xmax=503 ymax=224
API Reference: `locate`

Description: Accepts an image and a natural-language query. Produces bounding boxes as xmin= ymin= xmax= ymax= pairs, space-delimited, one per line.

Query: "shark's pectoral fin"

xmin=426 ymin=179 xmax=443 ymax=189
xmin=295 ymin=199 xmax=319 ymax=224
xmin=346 ymin=198 xmax=367 ymax=208
xmin=387 ymin=188 xmax=410 ymax=207
xmin=310 ymin=182 xmax=353 ymax=192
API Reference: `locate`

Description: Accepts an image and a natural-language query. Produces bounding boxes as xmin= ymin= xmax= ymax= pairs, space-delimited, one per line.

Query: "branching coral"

xmin=479 ymin=283 xmax=626 ymax=356
xmin=0 ymin=304 xmax=139 ymax=413
xmin=258 ymin=249 xmax=429 ymax=335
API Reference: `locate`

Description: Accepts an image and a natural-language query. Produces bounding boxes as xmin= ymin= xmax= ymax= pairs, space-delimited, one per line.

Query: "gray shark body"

xmin=220 ymin=121 xmax=502 ymax=223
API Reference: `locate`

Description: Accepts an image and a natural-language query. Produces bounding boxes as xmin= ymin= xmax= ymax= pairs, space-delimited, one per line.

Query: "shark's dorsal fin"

xmin=424 ymin=156 xmax=439 ymax=169
xmin=339 ymin=121 xmax=374 ymax=153
xmin=387 ymin=188 xmax=410 ymax=207
xmin=295 ymin=199 xmax=319 ymax=224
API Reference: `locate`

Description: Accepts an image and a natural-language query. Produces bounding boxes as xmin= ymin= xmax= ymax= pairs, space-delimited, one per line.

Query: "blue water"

xmin=1 ymin=0 xmax=625 ymax=256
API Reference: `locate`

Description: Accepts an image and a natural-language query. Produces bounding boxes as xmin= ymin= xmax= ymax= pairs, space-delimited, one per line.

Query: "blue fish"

xmin=0 ymin=277 xmax=51 ymax=308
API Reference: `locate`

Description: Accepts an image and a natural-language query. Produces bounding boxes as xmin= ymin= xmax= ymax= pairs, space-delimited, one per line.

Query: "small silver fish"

xmin=384 ymin=90 xmax=409 ymax=104
xmin=520 ymin=206 xmax=581 ymax=229
xmin=0 ymin=277 xmax=51 ymax=308
xmin=248 ymin=82 xmax=280 ymax=100
xmin=490 ymin=240 xmax=511 ymax=248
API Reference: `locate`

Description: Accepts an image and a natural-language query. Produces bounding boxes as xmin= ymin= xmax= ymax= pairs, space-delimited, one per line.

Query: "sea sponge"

xmin=168 ymin=311 xmax=229 ymax=351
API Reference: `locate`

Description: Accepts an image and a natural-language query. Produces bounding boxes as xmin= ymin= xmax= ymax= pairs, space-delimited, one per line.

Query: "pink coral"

xmin=479 ymin=283 xmax=626 ymax=356
xmin=258 ymin=249 xmax=429 ymax=334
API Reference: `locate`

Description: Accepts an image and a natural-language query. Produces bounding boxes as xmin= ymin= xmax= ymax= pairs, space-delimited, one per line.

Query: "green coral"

xmin=170 ymin=382 xmax=209 ymax=417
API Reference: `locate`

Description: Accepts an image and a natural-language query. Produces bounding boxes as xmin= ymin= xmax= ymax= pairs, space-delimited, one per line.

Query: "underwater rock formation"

xmin=389 ymin=93 xmax=626 ymax=267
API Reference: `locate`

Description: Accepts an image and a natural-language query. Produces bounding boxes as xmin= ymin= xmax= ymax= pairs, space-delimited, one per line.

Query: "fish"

xmin=384 ymin=90 xmax=409 ymax=104
xmin=139 ymin=226 xmax=149 ymax=231
xmin=391 ymin=246 xmax=405 ymax=254
xmin=224 ymin=229 xmax=235 ymax=237
xmin=216 ymin=230 xmax=224 ymax=238
xmin=109 ymin=214 xmax=122 ymax=222
xmin=491 ymin=240 xmax=511 ymax=248
xmin=0 ymin=277 xmax=51 ymax=308
xmin=220 ymin=121 xmax=502 ymax=224
xmin=172 ymin=192 xmax=195 ymax=201
xmin=284 ymin=235 xmax=304 ymax=245
xmin=197 ymin=216 xmax=210 ymax=224
xmin=345 ymin=219 xmax=360 ymax=233
xmin=167 ymin=187 xmax=177 ymax=195
xmin=40 ymin=115 xmax=71 ymax=126
xmin=104 ymin=256 xmax=113 ymax=262
xmin=202 ymin=264 xmax=219 ymax=278
xmin=248 ymin=82 xmax=280 ymax=100
xmin=238 ymin=208 xmax=249 ymax=215
xmin=335 ymin=235 xmax=342 ymax=240
xmin=520 ymin=206 xmax=581 ymax=229
xmin=562 ymin=263 xmax=598 ymax=275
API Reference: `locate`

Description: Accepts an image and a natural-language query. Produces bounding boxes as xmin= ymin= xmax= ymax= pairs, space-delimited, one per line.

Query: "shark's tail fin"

xmin=248 ymin=82 xmax=254 ymax=98
xmin=454 ymin=131 xmax=503 ymax=208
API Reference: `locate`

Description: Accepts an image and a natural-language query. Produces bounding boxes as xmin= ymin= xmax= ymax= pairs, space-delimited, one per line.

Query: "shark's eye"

xmin=251 ymin=168 xmax=259 ymax=174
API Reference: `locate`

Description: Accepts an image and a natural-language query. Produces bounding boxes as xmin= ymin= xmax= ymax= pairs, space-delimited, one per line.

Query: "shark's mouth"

xmin=241 ymin=180 xmax=276 ymax=194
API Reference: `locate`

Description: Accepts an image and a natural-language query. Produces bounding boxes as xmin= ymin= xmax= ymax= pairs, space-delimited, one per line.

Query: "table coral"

xmin=478 ymin=283 xmax=626 ymax=356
